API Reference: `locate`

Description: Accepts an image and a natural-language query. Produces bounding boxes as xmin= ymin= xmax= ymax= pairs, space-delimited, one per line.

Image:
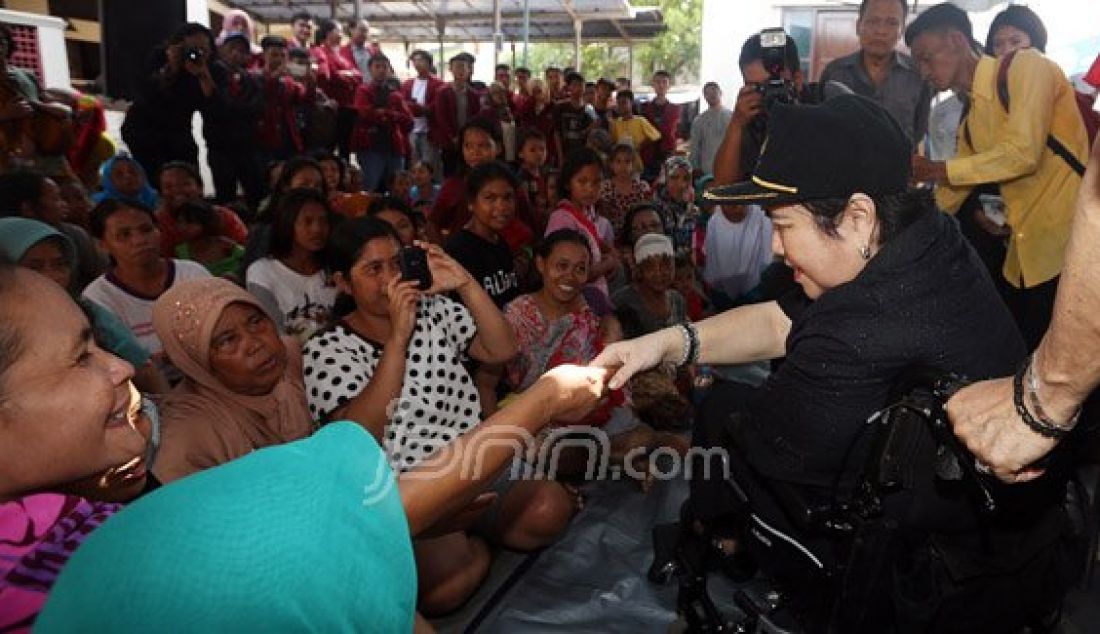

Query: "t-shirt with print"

xmin=302 ymin=294 xmax=481 ymax=470
xmin=444 ymin=229 xmax=520 ymax=309
xmin=245 ymin=257 xmax=338 ymax=343
xmin=81 ymin=259 xmax=210 ymax=384
xmin=554 ymin=101 xmax=592 ymax=158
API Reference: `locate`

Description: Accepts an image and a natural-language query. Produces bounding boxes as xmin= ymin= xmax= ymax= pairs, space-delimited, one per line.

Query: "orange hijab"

xmin=151 ymin=278 xmax=313 ymax=483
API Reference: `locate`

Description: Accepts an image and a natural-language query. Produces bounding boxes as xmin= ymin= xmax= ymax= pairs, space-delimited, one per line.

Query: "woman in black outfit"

xmin=595 ymin=95 xmax=1075 ymax=632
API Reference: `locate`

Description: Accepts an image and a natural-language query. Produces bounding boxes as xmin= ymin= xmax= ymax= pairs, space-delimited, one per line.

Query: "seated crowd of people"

xmin=2 ymin=0 xmax=1100 ymax=630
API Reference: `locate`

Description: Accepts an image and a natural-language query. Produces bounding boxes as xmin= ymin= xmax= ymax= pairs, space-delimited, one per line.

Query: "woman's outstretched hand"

xmin=589 ymin=327 xmax=682 ymax=390
xmin=528 ymin=364 xmax=613 ymax=423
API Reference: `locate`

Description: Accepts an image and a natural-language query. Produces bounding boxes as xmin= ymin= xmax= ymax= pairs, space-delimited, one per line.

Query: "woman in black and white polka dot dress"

xmin=303 ymin=220 xmax=514 ymax=470
xmin=303 ymin=217 xmax=582 ymax=615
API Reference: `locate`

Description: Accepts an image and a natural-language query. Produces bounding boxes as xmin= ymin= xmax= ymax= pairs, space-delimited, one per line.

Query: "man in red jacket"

xmin=255 ymin=36 xmax=316 ymax=161
xmin=432 ymin=52 xmax=485 ymax=176
xmin=639 ymin=70 xmax=681 ymax=182
xmin=401 ymin=49 xmax=445 ymax=177
xmin=352 ymin=54 xmax=413 ymax=192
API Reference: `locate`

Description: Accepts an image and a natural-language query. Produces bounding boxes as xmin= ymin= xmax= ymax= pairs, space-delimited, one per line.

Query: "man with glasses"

xmin=820 ymin=0 xmax=930 ymax=143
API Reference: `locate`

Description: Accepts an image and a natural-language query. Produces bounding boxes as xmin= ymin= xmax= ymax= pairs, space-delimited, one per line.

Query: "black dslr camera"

xmin=183 ymin=46 xmax=205 ymax=63
xmin=755 ymin=28 xmax=797 ymax=110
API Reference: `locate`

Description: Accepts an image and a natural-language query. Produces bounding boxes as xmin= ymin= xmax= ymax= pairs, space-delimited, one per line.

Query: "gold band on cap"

xmin=751 ymin=175 xmax=798 ymax=194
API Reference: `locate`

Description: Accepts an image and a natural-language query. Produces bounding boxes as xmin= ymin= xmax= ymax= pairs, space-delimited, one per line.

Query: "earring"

xmin=859 ymin=245 xmax=871 ymax=260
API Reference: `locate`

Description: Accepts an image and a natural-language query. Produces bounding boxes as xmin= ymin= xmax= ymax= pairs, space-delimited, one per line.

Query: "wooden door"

xmin=811 ymin=10 xmax=859 ymax=81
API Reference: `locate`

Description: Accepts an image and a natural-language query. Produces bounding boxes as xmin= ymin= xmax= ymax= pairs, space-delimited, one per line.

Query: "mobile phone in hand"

xmin=399 ymin=246 xmax=433 ymax=291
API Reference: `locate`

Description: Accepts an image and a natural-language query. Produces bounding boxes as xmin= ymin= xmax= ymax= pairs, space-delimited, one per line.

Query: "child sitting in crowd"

xmin=612 ymin=233 xmax=686 ymax=339
xmin=172 ymin=200 xmax=246 ymax=281
xmin=367 ymin=195 xmax=420 ymax=247
xmin=513 ymin=128 xmax=550 ymax=234
xmin=599 ymin=143 xmax=652 ymax=237
xmin=544 ymin=148 xmax=620 ymax=315
xmin=431 ymin=118 xmax=536 ymax=249
xmin=409 ymin=160 xmax=439 ymax=221
xmin=93 ymin=152 xmax=159 ymax=208
xmin=654 ymin=156 xmax=701 ymax=264
xmin=245 ymin=188 xmax=338 ymax=342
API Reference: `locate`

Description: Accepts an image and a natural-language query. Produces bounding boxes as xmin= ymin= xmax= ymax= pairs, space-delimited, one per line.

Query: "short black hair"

xmin=904 ymin=2 xmax=973 ymax=47
xmin=515 ymin=66 xmax=531 ymax=76
xmin=616 ymin=89 xmax=634 ymax=102
xmin=495 ymin=63 xmax=511 ymax=72
xmin=517 ymin=127 xmax=547 ymax=151
xmin=328 ymin=217 xmax=401 ymax=316
xmin=984 ymin=5 xmax=1048 ymax=55
xmin=558 ymin=148 xmax=604 ymax=202
xmin=449 ymin=52 xmax=475 ymax=65
xmin=369 ymin=53 xmax=390 ymax=66
xmin=545 ymin=66 xmax=562 ymax=75
xmin=269 ymin=188 xmax=333 ymax=260
xmin=858 ymin=0 xmax=908 ymax=20
xmin=410 ymin=159 xmax=435 ymax=175
xmin=157 ymin=161 xmax=202 ymax=189
xmin=596 ymin=78 xmax=615 ymax=90
xmin=312 ymin=152 xmax=346 ymax=189
xmin=174 ymin=199 xmax=221 ymax=236
xmin=703 ymin=81 xmax=720 ymax=92
xmin=652 ymin=70 xmax=671 ymax=80
xmin=290 ymin=10 xmax=312 ymax=24
xmin=620 ymin=202 xmax=667 ymax=248
xmin=0 ymin=172 xmax=48 ymax=217
xmin=315 ymin=18 xmax=339 ymax=46
xmin=409 ymin=49 xmax=433 ymax=65
xmin=458 ymin=117 xmax=503 ymax=171
xmin=367 ymin=195 xmax=417 ymax=227
xmin=260 ymin=35 xmax=287 ymax=50
xmin=465 ymin=161 xmax=519 ymax=202
xmin=801 ymin=189 xmax=930 ymax=247
xmin=739 ymin=31 xmax=800 ymax=73
xmin=536 ymin=228 xmax=591 ymax=261
xmin=564 ymin=71 xmax=584 ymax=86
xmin=609 ymin=142 xmax=636 ymax=162
xmin=89 ymin=198 xmax=155 ymax=239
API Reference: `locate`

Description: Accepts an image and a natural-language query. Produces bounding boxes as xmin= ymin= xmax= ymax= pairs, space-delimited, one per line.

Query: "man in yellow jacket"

xmin=907 ymin=3 xmax=1087 ymax=350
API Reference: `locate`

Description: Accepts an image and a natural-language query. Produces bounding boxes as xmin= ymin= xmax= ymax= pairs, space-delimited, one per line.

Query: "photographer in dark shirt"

xmin=712 ymin=30 xmax=850 ymax=190
xmin=204 ymin=32 xmax=264 ymax=209
xmin=121 ymin=23 xmax=228 ymax=181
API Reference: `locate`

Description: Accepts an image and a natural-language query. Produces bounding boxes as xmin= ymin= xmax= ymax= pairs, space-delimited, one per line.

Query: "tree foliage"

xmin=518 ymin=0 xmax=700 ymax=84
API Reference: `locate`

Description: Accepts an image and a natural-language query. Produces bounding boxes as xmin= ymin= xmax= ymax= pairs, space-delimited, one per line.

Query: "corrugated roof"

xmin=227 ymin=0 xmax=665 ymax=43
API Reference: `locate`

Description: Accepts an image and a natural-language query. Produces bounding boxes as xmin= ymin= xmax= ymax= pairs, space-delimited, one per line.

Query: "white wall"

xmin=186 ymin=0 xmax=210 ymax=26
xmin=0 ymin=9 xmax=70 ymax=89
xmin=701 ymin=0 xmax=781 ymax=99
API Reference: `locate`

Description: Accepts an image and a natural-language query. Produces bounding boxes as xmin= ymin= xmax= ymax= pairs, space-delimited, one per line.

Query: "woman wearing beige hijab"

xmin=151 ymin=277 xmax=314 ymax=483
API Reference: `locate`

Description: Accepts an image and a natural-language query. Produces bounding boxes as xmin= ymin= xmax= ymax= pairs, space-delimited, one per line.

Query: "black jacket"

xmin=742 ymin=206 xmax=1025 ymax=489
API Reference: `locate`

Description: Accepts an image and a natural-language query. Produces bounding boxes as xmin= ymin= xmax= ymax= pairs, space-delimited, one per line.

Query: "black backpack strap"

xmin=996 ymin=49 xmax=1085 ymax=176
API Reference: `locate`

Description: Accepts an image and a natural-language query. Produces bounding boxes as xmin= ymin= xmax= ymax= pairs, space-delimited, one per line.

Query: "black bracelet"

xmin=1013 ymin=355 xmax=1070 ymax=440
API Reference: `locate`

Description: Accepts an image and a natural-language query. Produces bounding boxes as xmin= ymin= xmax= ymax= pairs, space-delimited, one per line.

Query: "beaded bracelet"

xmin=1013 ymin=355 xmax=1071 ymax=440
xmin=1025 ymin=351 xmax=1080 ymax=432
xmin=680 ymin=322 xmax=700 ymax=368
